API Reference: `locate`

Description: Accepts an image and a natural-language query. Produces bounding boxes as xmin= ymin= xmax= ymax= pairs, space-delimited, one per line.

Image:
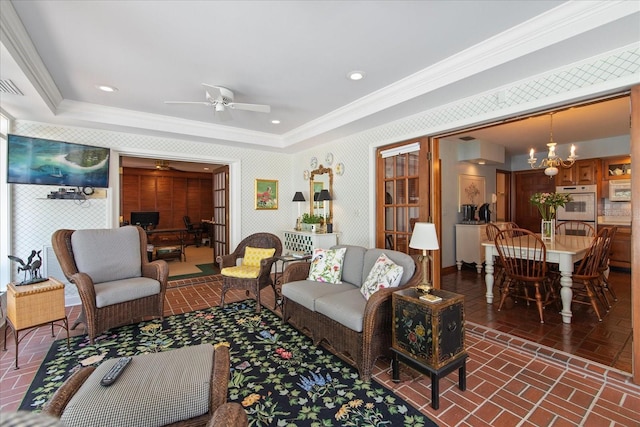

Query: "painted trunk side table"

xmin=391 ymin=287 xmax=467 ymax=409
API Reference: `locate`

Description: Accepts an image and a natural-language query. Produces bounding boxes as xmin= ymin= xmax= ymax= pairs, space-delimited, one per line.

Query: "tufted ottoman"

xmin=43 ymin=343 xmax=242 ymax=427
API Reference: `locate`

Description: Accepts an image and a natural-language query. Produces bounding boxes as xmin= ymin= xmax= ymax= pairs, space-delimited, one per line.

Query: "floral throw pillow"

xmin=307 ymin=247 xmax=347 ymax=284
xmin=360 ymin=253 xmax=404 ymax=300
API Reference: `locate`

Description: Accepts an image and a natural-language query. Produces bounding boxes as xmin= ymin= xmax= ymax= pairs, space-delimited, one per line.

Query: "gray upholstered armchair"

xmin=51 ymin=226 xmax=168 ymax=343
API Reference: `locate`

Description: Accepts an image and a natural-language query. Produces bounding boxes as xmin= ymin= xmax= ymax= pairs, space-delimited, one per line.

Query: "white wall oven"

xmin=556 ymin=185 xmax=597 ymax=234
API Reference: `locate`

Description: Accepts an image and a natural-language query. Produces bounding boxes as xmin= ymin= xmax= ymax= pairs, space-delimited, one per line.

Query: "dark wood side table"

xmin=391 ymin=288 xmax=467 ymax=409
xmin=3 ymin=277 xmax=69 ymax=369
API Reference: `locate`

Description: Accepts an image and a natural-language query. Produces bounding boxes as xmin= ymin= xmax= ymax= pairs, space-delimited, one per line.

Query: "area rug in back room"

xmin=21 ymin=300 xmax=437 ymax=427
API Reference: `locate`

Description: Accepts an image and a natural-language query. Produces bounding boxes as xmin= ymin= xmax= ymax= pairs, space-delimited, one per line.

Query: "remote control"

xmin=100 ymin=357 xmax=132 ymax=386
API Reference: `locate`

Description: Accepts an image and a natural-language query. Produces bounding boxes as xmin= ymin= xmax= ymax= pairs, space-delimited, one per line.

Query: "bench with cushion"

xmin=281 ymin=245 xmax=421 ymax=381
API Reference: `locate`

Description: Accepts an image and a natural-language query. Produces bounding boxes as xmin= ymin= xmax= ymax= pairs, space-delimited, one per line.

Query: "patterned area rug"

xmin=20 ymin=300 xmax=436 ymax=427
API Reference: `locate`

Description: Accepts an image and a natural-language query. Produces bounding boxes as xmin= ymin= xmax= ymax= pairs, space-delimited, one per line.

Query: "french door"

xmin=212 ymin=166 xmax=229 ymax=261
xmin=376 ymin=137 xmax=440 ymax=287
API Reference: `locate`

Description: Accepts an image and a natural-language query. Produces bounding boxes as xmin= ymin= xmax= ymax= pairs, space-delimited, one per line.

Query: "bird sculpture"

xmin=8 ymin=250 xmax=46 ymax=285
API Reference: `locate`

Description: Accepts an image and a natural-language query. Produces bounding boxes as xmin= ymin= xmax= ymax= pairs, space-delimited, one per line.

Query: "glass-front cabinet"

xmin=603 ymin=156 xmax=631 ymax=180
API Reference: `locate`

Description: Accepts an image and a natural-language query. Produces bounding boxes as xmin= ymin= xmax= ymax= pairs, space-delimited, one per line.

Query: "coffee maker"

xmin=461 ymin=204 xmax=477 ymax=223
xmin=478 ymin=203 xmax=491 ymax=223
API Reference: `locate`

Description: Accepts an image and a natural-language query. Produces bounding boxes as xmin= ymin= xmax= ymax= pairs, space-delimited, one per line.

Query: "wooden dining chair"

xmin=568 ymin=227 xmax=611 ymax=321
xmin=485 ymin=223 xmax=507 ymax=289
xmin=503 ymin=222 xmax=522 ymax=238
xmin=555 ymin=220 xmax=596 ymax=237
xmin=595 ymin=226 xmax=618 ymax=309
xmin=494 ymin=228 xmax=555 ymax=323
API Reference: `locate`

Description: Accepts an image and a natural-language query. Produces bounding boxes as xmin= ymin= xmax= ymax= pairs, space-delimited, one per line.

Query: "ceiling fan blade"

xmin=228 ymin=102 xmax=271 ymax=113
xmin=164 ymin=101 xmax=212 ymax=106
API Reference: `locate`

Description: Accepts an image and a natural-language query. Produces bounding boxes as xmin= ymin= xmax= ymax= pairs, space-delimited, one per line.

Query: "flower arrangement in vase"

xmin=529 ymin=192 xmax=572 ymax=240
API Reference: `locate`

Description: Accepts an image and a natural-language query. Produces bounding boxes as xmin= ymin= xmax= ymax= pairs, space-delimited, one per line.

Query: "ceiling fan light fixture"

xmin=215 ymin=103 xmax=225 ymax=112
xmin=155 ymin=160 xmax=170 ymax=170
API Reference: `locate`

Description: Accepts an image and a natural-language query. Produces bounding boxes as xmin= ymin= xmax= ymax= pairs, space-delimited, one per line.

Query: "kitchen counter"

xmin=597 ymin=216 xmax=631 ymax=226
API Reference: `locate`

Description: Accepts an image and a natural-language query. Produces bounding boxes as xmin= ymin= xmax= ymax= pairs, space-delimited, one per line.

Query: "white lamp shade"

xmin=409 ymin=222 xmax=439 ymax=250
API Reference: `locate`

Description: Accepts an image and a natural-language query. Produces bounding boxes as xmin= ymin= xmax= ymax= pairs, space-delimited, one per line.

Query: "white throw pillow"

xmin=360 ymin=253 xmax=404 ymax=300
xmin=307 ymin=247 xmax=347 ymax=284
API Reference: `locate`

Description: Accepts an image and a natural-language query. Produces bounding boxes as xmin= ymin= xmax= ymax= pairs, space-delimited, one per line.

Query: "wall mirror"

xmin=309 ymin=165 xmax=333 ymax=221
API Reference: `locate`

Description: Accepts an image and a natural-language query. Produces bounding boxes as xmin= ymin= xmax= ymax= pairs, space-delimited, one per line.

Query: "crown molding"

xmin=2 ymin=0 xmax=637 ymax=149
xmin=56 ymin=100 xmax=283 ymax=147
xmin=281 ymin=0 xmax=640 ymax=147
xmin=0 ymin=1 xmax=62 ymax=112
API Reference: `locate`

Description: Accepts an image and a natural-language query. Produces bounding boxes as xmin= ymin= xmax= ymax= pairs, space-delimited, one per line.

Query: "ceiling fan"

xmin=164 ymin=84 xmax=271 ymax=120
xmin=155 ymin=160 xmax=174 ymax=171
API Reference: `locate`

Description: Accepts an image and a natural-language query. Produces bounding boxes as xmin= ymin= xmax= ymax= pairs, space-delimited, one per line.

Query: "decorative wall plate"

xmin=310 ymin=157 xmax=318 ymax=169
xmin=335 ymin=163 xmax=345 ymax=176
xmin=325 ymin=152 xmax=334 ymax=166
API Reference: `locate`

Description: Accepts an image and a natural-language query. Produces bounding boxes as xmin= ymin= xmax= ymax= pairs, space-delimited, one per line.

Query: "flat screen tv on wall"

xmin=7 ymin=134 xmax=110 ymax=188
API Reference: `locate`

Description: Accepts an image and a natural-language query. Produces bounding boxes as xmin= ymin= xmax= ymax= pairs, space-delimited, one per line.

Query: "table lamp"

xmin=318 ymin=189 xmax=332 ymax=232
xmin=409 ymin=222 xmax=439 ymax=294
xmin=293 ymin=191 xmax=305 ymax=230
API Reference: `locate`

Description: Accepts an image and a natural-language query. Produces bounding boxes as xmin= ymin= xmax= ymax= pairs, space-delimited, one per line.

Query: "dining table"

xmin=482 ymin=234 xmax=594 ymax=324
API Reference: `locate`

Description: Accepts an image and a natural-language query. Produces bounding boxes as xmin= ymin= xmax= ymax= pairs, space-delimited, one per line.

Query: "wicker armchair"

xmin=216 ymin=233 xmax=282 ymax=312
xmin=51 ymin=226 xmax=168 ymax=343
xmin=42 ymin=345 xmax=248 ymax=427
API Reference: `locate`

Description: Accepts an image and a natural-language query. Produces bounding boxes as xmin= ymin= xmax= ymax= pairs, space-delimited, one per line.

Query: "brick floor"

xmin=2 ymin=274 xmax=639 ymax=426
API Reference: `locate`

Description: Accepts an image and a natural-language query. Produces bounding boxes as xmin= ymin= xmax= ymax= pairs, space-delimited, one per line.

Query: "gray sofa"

xmin=281 ymin=245 xmax=420 ymax=381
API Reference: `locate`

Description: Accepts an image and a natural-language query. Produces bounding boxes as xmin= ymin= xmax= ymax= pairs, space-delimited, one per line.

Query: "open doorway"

xmin=119 ymin=156 xmax=229 ymax=279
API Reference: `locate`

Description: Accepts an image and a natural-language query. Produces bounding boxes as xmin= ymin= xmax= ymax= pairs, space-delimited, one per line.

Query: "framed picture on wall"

xmin=458 ymin=174 xmax=485 ymax=211
xmin=255 ymin=179 xmax=278 ymax=210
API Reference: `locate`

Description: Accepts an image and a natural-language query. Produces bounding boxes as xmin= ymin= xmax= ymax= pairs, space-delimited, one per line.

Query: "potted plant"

xmin=301 ymin=213 xmax=323 ymax=232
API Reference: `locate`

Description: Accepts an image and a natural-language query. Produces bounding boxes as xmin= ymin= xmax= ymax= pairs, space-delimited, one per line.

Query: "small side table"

xmin=391 ymin=288 xmax=467 ymax=409
xmin=3 ymin=277 xmax=69 ymax=369
xmin=272 ymin=254 xmax=311 ymax=311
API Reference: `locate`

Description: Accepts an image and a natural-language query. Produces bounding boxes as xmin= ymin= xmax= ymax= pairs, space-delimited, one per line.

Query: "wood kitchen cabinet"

xmin=603 ymin=156 xmax=631 ymax=180
xmin=556 ymin=159 xmax=598 ymax=186
xmin=601 ymin=225 xmax=632 ymax=269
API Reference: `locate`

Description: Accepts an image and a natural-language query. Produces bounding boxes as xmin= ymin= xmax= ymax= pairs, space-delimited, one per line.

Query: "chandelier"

xmin=528 ymin=113 xmax=577 ymax=176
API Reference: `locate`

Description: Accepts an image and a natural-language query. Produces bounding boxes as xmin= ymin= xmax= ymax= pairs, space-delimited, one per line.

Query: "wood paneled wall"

xmin=121 ymin=168 xmax=213 ymax=230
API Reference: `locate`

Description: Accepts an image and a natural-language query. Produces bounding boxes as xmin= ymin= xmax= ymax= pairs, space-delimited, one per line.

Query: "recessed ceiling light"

xmin=271 ymin=120 xmax=281 ymax=124
xmin=203 ymin=167 xmax=210 ymax=171
xmin=96 ymin=85 xmax=118 ymax=92
xmin=347 ymin=71 xmax=365 ymax=81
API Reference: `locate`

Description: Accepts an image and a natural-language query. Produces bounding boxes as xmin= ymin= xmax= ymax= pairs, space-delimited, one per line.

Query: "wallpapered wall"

xmin=4 ymin=45 xmax=638 ymax=300
xmin=7 ymin=122 xmax=294 ymax=299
